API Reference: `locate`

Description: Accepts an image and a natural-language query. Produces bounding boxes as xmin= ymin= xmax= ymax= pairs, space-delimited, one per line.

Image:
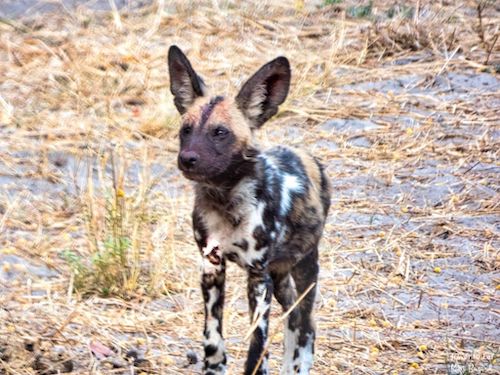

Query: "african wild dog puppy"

xmin=168 ymin=45 xmax=331 ymax=375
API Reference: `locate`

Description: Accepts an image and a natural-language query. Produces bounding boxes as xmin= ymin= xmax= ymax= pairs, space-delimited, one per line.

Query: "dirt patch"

xmin=1 ymin=1 xmax=499 ymax=374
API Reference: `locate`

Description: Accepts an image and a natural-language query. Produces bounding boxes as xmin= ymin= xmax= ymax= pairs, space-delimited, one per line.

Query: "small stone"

xmin=0 ymin=345 xmax=10 ymax=361
xmin=125 ymin=348 xmax=150 ymax=368
xmin=125 ymin=348 xmax=140 ymax=362
xmin=186 ymin=350 xmax=198 ymax=365
xmin=347 ymin=136 xmax=372 ymax=148
xmin=24 ymin=341 xmax=36 ymax=352
xmin=32 ymin=354 xmax=49 ymax=373
xmin=134 ymin=358 xmax=151 ymax=369
xmin=62 ymin=359 xmax=74 ymax=372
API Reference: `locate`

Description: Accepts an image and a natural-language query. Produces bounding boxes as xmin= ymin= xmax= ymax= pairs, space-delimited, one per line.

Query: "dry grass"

xmin=0 ymin=0 xmax=499 ymax=374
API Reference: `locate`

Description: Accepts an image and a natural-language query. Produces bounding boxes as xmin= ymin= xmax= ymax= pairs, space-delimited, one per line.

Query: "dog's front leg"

xmin=201 ymin=256 xmax=227 ymax=375
xmin=245 ymin=269 xmax=273 ymax=375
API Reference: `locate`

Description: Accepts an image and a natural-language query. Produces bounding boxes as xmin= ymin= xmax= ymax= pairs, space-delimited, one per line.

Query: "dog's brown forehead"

xmin=183 ymin=96 xmax=227 ymax=127
xmin=182 ymin=96 xmax=252 ymax=144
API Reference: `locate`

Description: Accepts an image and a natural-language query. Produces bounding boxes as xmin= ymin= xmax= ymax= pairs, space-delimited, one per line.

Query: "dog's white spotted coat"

xmin=280 ymin=173 xmax=303 ymax=216
xmin=294 ymin=332 xmax=314 ymax=374
xmin=169 ymin=46 xmax=330 ymax=375
xmin=204 ymin=287 xmax=226 ymax=367
xmin=200 ymin=180 xmax=267 ymax=268
xmin=281 ymin=328 xmax=299 ymax=374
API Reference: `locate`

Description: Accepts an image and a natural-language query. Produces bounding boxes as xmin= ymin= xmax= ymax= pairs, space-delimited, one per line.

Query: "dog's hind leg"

xmin=290 ymin=247 xmax=319 ymax=375
xmin=271 ymin=271 xmax=301 ymax=375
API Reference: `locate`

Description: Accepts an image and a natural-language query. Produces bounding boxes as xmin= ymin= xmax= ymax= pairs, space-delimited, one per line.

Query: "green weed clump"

xmin=347 ymin=1 xmax=373 ymax=18
xmin=386 ymin=4 xmax=414 ymax=19
xmin=61 ymin=147 xmax=175 ymax=298
xmin=323 ymin=0 xmax=343 ymax=6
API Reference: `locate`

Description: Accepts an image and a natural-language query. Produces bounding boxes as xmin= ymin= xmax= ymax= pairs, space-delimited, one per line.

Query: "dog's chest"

xmin=199 ymin=182 xmax=269 ymax=268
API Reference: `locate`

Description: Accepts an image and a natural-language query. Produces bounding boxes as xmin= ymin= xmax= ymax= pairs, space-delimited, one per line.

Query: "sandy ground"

xmin=0 ymin=1 xmax=499 ymax=374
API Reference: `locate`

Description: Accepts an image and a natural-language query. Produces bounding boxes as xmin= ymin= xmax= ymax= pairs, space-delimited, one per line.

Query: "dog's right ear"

xmin=168 ymin=46 xmax=207 ymax=114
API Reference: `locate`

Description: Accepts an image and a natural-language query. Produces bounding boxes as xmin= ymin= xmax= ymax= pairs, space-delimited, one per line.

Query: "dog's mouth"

xmin=180 ymin=164 xmax=227 ymax=183
xmin=181 ymin=170 xmax=209 ymax=182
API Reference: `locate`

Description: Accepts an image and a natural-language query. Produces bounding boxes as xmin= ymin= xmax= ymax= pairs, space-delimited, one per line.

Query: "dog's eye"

xmin=181 ymin=126 xmax=192 ymax=136
xmin=212 ymin=126 xmax=228 ymax=137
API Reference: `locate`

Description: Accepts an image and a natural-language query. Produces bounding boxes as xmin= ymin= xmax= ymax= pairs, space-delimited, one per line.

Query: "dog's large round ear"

xmin=168 ymin=46 xmax=207 ymax=114
xmin=235 ymin=57 xmax=290 ymax=129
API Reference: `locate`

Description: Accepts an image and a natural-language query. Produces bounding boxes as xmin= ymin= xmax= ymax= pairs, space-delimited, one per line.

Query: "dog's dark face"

xmin=175 ymin=95 xmax=251 ymax=183
xmin=168 ymin=46 xmax=290 ymax=184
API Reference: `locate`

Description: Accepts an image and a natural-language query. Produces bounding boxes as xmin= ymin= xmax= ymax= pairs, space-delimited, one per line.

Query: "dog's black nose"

xmin=179 ymin=151 xmax=199 ymax=168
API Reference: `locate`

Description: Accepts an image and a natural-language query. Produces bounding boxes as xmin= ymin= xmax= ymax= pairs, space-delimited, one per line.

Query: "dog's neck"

xmin=193 ymin=151 xmax=261 ymax=225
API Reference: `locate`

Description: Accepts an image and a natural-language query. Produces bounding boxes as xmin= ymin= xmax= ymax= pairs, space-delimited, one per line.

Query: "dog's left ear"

xmin=168 ymin=45 xmax=207 ymax=114
xmin=236 ymin=57 xmax=290 ymax=129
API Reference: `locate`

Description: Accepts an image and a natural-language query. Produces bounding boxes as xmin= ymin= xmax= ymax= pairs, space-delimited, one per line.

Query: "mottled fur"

xmin=168 ymin=46 xmax=331 ymax=375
